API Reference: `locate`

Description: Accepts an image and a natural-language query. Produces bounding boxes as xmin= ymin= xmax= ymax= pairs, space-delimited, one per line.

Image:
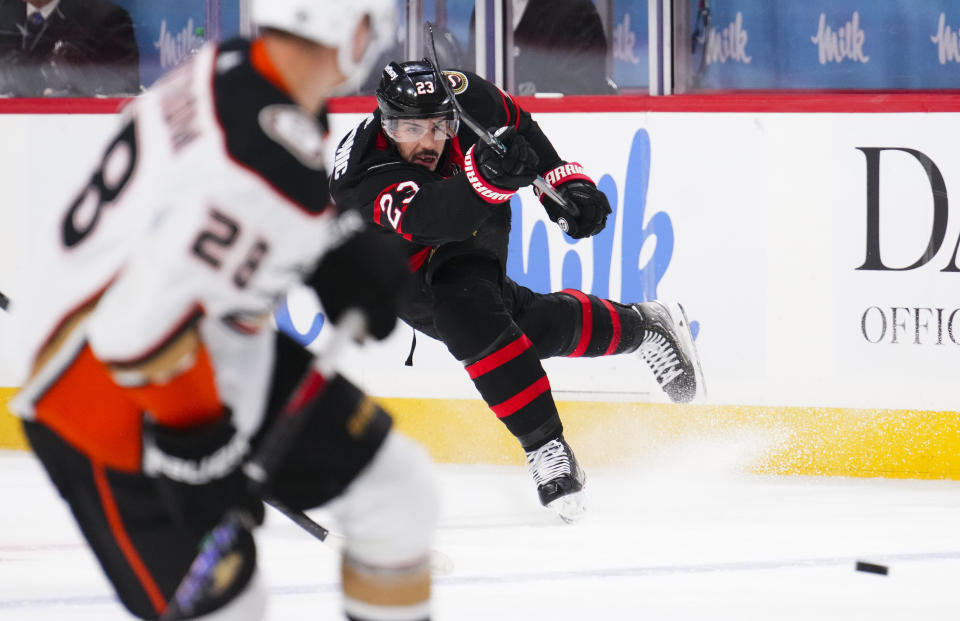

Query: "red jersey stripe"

xmin=408 ymin=246 xmax=432 ymax=272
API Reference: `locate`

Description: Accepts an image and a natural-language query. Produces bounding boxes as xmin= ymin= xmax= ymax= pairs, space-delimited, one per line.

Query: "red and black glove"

xmin=463 ymin=126 xmax=539 ymax=203
xmin=537 ymin=162 xmax=612 ymax=239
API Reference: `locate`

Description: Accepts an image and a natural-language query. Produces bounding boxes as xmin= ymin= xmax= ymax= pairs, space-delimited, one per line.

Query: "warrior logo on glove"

xmin=537 ymin=162 xmax=612 ymax=239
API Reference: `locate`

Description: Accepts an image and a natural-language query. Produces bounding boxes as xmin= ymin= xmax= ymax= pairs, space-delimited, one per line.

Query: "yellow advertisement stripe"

xmin=2 ymin=389 xmax=958 ymax=479
xmin=0 ymin=388 xmax=24 ymax=450
xmin=381 ymin=398 xmax=960 ymax=479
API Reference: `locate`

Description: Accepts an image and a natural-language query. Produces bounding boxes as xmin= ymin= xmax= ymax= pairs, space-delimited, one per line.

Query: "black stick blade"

xmin=855 ymin=561 xmax=889 ymax=575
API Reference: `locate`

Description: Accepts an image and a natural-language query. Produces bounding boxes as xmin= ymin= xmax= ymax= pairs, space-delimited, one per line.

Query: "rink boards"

xmin=2 ymin=96 xmax=959 ymax=478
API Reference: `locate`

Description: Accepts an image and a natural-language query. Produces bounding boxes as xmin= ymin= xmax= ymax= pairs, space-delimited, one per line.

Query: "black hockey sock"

xmin=460 ymin=324 xmax=563 ymax=450
xmin=557 ymin=289 xmax=644 ymax=357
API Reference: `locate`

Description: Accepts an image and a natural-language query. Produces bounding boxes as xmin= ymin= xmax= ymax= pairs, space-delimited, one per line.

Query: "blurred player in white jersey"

xmin=9 ymin=2 xmax=439 ymax=620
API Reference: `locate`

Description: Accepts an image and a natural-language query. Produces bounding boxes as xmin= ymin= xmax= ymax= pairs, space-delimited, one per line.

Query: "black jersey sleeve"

xmin=330 ymin=115 xmax=501 ymax=246
xmin=337 ymin=163 xmax=500 ymax=246
xmin=454 ymin=71 xmax=564 ymax=174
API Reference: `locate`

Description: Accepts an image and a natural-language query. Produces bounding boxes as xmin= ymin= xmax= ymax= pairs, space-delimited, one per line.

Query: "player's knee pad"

xmin=330 ymin=432 xmax=437 ymax=621
xmin=181 ymin=569 xmax=267 ymax=621
xmin=332 ymin=431 xmax=438 ymax=564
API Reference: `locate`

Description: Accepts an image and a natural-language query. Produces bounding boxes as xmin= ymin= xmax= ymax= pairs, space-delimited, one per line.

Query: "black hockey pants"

xmin=23 ymin=333 xmax=391 ymax=620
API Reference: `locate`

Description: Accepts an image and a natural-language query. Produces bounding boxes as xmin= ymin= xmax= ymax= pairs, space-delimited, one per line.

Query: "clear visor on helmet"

xmin=382 ymin=113 xmax=460 ymax=143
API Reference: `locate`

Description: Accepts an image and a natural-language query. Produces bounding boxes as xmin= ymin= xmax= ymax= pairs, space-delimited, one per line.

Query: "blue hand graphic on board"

xmin=508 ymin=128 xmax=699 ymax=340
xmin=619 ymin=129 xmax=672 ymax=304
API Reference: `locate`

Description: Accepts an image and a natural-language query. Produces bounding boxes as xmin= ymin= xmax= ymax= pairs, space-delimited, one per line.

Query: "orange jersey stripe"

xmin=250 ymin=38 xmax=290 ymax=94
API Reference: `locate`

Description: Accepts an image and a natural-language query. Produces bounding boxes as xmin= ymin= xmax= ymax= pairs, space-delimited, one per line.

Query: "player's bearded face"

xmin=396 ymin=138 xmax=445 ymax=171
xmin=391 ymin=119 xmax=453 ymax=171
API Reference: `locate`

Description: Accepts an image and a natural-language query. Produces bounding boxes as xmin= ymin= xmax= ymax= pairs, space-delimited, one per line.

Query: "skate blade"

xmin=667 ymin=302 xmax=707 ymax=403
xmin=546 ymin=490 xmax=587 ymax=524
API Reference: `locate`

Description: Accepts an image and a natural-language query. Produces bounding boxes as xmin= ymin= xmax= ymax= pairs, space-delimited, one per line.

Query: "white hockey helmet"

xmin=252 ymin=0 xmax=396 ymax=93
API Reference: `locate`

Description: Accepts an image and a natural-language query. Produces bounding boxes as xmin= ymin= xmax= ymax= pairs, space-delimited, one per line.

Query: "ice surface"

xmin=2 ymin=438 xmax=959 ymax=620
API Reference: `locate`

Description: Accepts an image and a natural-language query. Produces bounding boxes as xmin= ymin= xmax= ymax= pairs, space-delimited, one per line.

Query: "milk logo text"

xmin=702 ymin=12 xmax=752 ymax=65
xmin=931 ymin=13 xmax=960 ymax=64
xmin=811 ymin=12 xmax=869 ymax=64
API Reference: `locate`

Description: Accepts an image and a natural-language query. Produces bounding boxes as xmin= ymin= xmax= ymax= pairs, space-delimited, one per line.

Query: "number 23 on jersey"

xmin=374 ymin=180 xmax=420 ymax=232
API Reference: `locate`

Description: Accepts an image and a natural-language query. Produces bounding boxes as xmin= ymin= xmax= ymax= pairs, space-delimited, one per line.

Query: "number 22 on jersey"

xmin=60 ymin=117 xmax=271 ymax=290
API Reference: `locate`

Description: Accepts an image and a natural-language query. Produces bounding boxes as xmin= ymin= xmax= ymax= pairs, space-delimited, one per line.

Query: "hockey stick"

xmin=424 ymin=22 xmax=581 ymax=232
xmin=160 ymin=311 xmax=366 ymax=621
xmin=263 ymin=494 xmax=336 ymax=542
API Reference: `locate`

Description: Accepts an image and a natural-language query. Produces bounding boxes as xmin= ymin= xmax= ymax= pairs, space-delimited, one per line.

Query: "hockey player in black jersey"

xmin=329 ymin=60 xmax=705 ymax=523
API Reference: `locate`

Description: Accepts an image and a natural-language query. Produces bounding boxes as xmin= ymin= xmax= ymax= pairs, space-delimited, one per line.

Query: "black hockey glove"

xmin=538 ymin=162 xmax=611 ymax=239
xmin=471 ymin=126 xmax=539 ymax=191
xmin=144 ymin=414 xmax=264 ymax=535
xmin=306 ymin=223 xmax=411 ymax=341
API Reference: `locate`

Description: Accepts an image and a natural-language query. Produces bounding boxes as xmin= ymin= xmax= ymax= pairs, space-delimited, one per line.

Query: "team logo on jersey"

xmin=215 ymin=50 xmax=243 ymax=74
xmin=258 ymin=105 xmax=326 ymax=170
xmin=443 ymin=71 xmax=469 ymax=95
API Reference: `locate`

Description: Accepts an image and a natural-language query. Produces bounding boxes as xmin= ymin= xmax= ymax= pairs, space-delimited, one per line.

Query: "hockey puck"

xmin=855 ymin=561 xmax=888 ymax=575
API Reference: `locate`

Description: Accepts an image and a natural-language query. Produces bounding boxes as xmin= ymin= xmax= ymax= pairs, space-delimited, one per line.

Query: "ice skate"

xmin=633 ymin=301 xmax=706 ymax=403
xmin=525 ymin=436 xmax=586 ymax=523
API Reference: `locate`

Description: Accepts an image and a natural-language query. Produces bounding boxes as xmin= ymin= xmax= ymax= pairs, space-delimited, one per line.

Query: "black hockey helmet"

xmin=376 ymin=59 xmax=459 ymax=143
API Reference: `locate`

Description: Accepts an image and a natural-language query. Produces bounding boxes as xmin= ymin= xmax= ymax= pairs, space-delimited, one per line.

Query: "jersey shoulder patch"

xmin=258 ymin=104 xmax=326 ymax=170
xmin=442 ymin=70 xmax=469 ymax=95
xmin=212 ymin=39 xmax=330 ymax=213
